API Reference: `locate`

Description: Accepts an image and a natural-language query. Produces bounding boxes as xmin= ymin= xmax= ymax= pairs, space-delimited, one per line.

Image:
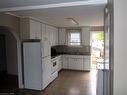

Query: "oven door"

xmin=51 ymin=59 xmax=58 ymax=74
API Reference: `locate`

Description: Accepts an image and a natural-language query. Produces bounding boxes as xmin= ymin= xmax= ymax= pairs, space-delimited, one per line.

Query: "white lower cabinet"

xmin=58 ymin=56 xmax=62 ymax=71
xmin=68 ymin=58 xmax=83 ymax=70
xmin=83 ymin=56 xmax=91 ymax=71
xmin=62 ymin=56 xmax=68 ymax=69
xmin=61 ymin=55 xmax=91 ymax=71
xmin=83 ymin=59 xmax=90 ymax=71
xmin=42 ymin=57 xmax=52 ymax=89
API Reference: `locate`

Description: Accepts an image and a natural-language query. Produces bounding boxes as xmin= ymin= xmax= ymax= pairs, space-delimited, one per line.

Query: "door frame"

xmin=0 ymin=26 xmax=23 ymax=88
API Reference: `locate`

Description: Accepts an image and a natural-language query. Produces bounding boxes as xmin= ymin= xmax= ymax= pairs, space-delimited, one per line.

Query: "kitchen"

xmin=0 ymin=0 xmax=107 ymax=95
xmin=21 ymin=18 xmax=92 ymax=90
xmin=16 ymin=2 xmax=105 ymax=94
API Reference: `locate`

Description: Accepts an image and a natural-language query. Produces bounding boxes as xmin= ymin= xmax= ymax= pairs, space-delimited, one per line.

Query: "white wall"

xmin=0 ymin=13 xmax=23 ymax=88
xmin=114 ymin=0 xmax=127 ymax=94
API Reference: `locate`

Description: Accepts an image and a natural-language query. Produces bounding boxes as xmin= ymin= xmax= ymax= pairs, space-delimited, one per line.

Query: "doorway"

xmin=91 ymin=31 xmax=104 ymax=69
xmin=0 ymin=28 xmax=19 ymax=93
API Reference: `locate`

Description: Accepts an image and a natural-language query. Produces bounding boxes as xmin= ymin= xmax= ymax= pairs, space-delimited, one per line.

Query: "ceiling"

xmin=0 ymin=0 xmax=107 ymax=27
xmin=0 ymin=0 xmax=103 ymax=8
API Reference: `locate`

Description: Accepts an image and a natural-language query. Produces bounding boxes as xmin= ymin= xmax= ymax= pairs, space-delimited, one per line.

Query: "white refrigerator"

xmin=22 ymin=40 xmax=51 ymax=90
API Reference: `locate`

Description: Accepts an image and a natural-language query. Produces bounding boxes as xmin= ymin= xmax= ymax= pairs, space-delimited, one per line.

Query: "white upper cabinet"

xmin=53 ymin=27 xmax=58 ymax=46
xmin=45 ymin=25 xmax=52 ymax=43
xmin=45 ymin=25 xmax=58 ymax=46
xmin=41 ymin=23 xmax=46 ymax=41
xmin=20 ymin=18 xmax=41 ymax=39
xmin=58 ymin=28 xmax=66 ymax=45
xmin=29 ymin=20 xmax=42 ymax=39
xmin=20 ymin=18 xmax=58 ymax=43
xmin=81 ymin=27 xmax=91 ymax=45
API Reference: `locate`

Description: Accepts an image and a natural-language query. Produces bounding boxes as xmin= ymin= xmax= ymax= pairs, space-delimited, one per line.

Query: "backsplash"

xmin=52 ymin=45 xmax=91 ymax=55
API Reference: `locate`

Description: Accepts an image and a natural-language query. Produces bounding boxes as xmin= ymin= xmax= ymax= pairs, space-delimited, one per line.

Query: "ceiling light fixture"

xmin=66 ymin=18 xmax=79 ymax=25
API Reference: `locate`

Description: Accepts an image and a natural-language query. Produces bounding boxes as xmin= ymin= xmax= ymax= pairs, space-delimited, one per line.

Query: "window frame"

xmin=67 ymin=29 xmax=82 ymax=46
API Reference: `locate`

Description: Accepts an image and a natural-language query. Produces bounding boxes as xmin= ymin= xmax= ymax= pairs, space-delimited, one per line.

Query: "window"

xmin=68 ymin=30 xmax=81 ymax=45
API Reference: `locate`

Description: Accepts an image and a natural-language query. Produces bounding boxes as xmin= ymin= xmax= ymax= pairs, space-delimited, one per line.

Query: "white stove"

xmin=51 ymin=56 xmax=59 ymax=81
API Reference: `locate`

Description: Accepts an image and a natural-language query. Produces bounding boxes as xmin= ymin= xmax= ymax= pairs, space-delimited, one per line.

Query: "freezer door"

xmin=23 ymin=42 xmax=42 ymax=90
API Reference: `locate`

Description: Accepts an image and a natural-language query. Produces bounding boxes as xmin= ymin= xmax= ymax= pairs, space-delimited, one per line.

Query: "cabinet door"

xmin=42 ymin=57 xmax=52 ymax=89
xmin=51 ymin=27 xmax=58 ymax=46
xmin=81 ymin=27 xmax=91 ymax=45
xmin=75 ymin=58 xmax=83 ymax=70
xmin=83 ymin=59 xmax=90 ymax=71
xmin=62 ymin=57 xmax=68 ymax=69
xmin=55 ymin=28 xmax=58 ymax=45
xmin=45 ymin=25 xmax=51 ymax=42
xmin=68 ymin=58 xmax=76 ymax=70
xmin=50 ymin=26 xmax=54 ymax=46
xmin=58 ymin=28 xmax=66 ymax=45
xmin=52 ymin=27 xmax=55 ymax=46
xmin=41 ymin=23 xmax=46 ymax=41
xmin=68 ymin=58 xmax=83 ymax=70
xmin=30 ymin=20 xmax=41 ymax=39
xmin=58 ymin=56 xmax=62 ymax=71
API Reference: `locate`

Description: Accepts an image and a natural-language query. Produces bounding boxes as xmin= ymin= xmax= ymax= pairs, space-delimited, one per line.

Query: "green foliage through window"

xmin=95 ymin=32 xmax=104 ymax=41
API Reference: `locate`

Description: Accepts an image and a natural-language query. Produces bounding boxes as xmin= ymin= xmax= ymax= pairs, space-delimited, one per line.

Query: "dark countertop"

xmin=57 ymin=52 xmax=91 ymax=55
